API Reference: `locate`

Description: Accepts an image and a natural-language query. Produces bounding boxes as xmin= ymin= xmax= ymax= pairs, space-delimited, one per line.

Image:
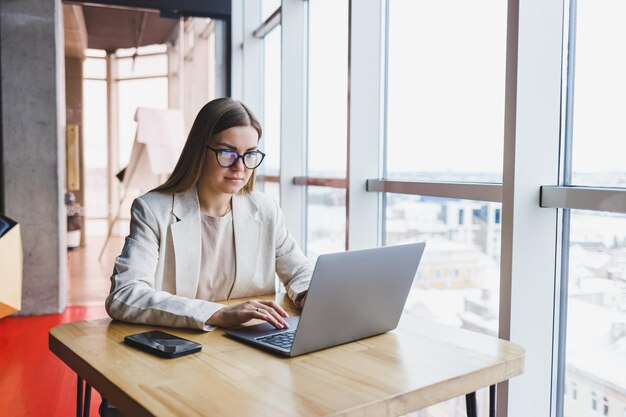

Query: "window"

xmin=383 ymin=2 xmax=507 ymax=405
xmin=570 ymin=1 xmax=626 ymax=188
xmin=591 ymin=392 xmax=598 ymax=412
xmin=307 ymin=0 xmax=348 ymax=179
xmin=235 ymin=1 xmax=626 ymax=416
xmin=262 ymin=0 xmax=280 ymax=21
xmin=117 ymin=53 xmax=168 ymax=79
xmin=386 ymin=0 xmax=507 ymax=183
xmin=83 ymin=53 xmax=108 ymax=227
xmin=262 ymin=182 xmax=280 ymax=205
xmin=305 ymin=0 xmax=349 ymax=255
xmin=306 ymin=187 xmax=346 ymax=259
xmin=563 ymin=212 xmax=626 ymax=416
xmin=254 ymin=2 xmax=281 ymax=203
xmin=261 ymin=21 xmax=281 ymax=179
xmin=560 ymin=2 xmax=626 ymax=415
xmin=83 ymin=45 xmax=168 ymax=237
xmin=385 ymin=194 xmax=501 ymax=335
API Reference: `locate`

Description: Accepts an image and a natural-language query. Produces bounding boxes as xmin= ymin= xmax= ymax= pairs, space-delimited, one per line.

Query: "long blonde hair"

xmin=154 ymin=98 xmax=262 ymax=194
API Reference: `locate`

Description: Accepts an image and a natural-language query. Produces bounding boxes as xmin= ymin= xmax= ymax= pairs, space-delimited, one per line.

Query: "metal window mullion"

xmin=280 ymin=0 xmax=308 ymax=248
xmin=115 ymin=51 xmax=168 ymax=59
xmin=346 ymin=0 xmax=384 ymax=251
xmin=115 ymin=75 xmax=168 ymax=81
xmin=555 ymin=2 xmax=577 ymax=410
xmin=293 ymin=177 xmax=347 ymax=189
xmin=366 ymin=180 xmax=502 ymax=203
xmin=555 ymin=206 xmax=570 ymax=417
xmin=380 ymin=0 xmax=390 ymax=247
xmin=541 ymin=186 xmax=626 ymax=213
xmin=500 ymin=0 xmax=565 ymax=415
xmin=253 ymin=7 xmax=281 ymax=39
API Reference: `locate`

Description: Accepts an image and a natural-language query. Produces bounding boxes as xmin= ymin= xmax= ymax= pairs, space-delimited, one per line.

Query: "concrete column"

xmin=1 ymin=0 xmax=67 ymax=314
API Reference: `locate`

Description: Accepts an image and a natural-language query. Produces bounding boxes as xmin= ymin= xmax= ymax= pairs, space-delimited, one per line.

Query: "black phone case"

xmin=124 ymin=330 xmax=202 ymax=359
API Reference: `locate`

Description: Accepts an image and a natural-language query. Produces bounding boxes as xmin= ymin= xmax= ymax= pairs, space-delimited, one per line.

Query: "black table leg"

xmin=466 ymin=391 xmax=478 ymax=417
xmin=76 ymin=375 xmax=92 ymax=417
xmin=84 ymin=383 xmax=92 ymax=417
xmin=100 ymin=399 xmax=109 ymax=417
xmin=490 ymin=384 xmax=496 ymax=417
xmin=77 ymin=375 xmax=83 ymax=417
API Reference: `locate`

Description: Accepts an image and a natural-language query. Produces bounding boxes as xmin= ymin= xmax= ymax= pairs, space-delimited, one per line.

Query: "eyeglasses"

xmin=206 ymin=146 xmax=266 ymax=169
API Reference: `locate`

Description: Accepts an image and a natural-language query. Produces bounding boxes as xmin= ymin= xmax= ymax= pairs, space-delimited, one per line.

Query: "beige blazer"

xmin=105 ymin=188 xmax=313 ymax=330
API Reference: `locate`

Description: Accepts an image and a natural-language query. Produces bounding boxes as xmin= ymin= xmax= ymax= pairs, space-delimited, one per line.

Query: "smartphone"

xmin=124 ymin=330 xmax=202 ymax=359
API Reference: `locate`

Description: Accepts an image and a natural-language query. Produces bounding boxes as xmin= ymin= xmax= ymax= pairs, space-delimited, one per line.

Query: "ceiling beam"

xmin=63 ymin=0 xmax=231 ymax=20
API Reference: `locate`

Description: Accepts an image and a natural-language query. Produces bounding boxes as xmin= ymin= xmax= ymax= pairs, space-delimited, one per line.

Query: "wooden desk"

xmin=49 ymin=294 xmax=524 ymax=417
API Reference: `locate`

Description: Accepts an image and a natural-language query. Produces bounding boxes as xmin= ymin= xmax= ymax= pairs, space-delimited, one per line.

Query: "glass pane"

xmin=260 ymin=181 xmax=280 ymax=206
xmin=387 ymin=193 xmax=501 ymax=417
xmin=84 ymin=57 xmax=106 ymax=79
xmin=563 ymin=211 xmax=626 ymax=416
xmin=306 ymin=186 xmax=346 ymax=259
xmin=262 ymin=0 xmax=281 ymax=21
xmin=117 ymin=54 xmax=168 ymax=79
xmin=307 ymin=0 xmax=348 ymax=178
xmin=386 ymin=0 xmax=507 ymax=183
xmin=83 ymin=79 xmax=108 ymax=219
xmin=262 ymin=25 xmax=281 ymax=177
xmin=570 ymin=2 xmax=626 ymax=187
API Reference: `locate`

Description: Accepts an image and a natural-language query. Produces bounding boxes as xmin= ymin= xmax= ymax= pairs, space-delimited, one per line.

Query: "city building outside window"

xmin=384 ymin=2 xmax=506 ymax=414
xmin=561 ymin=2 xmax=626 ymax=416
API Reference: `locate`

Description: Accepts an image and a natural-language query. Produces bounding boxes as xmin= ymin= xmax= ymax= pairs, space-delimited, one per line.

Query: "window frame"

xmin=236 ymin=0 xmax=626 ymax=416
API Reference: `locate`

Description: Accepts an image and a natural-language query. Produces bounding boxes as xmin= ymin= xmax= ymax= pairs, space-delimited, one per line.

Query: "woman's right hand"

xmin=206 ymin=299 xmax=290 ymax=329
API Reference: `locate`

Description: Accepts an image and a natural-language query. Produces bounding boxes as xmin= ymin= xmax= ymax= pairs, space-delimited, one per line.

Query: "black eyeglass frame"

xmin=206 ymin=146 xmax=266 ymax=169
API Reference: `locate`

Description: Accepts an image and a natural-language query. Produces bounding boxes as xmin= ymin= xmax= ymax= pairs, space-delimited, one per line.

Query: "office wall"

xmin=0 ymin=0 xmax=67 ymax=314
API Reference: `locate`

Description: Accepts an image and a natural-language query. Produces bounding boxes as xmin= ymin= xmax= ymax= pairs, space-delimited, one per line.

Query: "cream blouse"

xmin=196 ymin=211 xmax=237 ymax=301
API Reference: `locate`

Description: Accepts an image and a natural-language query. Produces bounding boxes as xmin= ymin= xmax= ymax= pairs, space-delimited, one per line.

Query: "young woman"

xmin=105 ymin=97 xmax=312 ymax=331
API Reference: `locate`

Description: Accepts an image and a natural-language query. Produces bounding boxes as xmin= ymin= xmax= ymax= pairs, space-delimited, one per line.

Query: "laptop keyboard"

xmin=256 ymin=330 xmax=295 ymax=350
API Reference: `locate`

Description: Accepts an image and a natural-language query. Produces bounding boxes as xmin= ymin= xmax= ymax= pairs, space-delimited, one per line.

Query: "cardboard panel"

xmin=0 ymin=224 xmax=23 ymax=318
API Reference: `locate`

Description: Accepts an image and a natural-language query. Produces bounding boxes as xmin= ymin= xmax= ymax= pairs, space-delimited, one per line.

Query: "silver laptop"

xmin=225 ymin=242 xmax=425 ymax=357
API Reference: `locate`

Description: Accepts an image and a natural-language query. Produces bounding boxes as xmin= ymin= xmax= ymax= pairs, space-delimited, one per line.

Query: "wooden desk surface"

xmin=49 ymin=294 xmax=524 ymax=417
